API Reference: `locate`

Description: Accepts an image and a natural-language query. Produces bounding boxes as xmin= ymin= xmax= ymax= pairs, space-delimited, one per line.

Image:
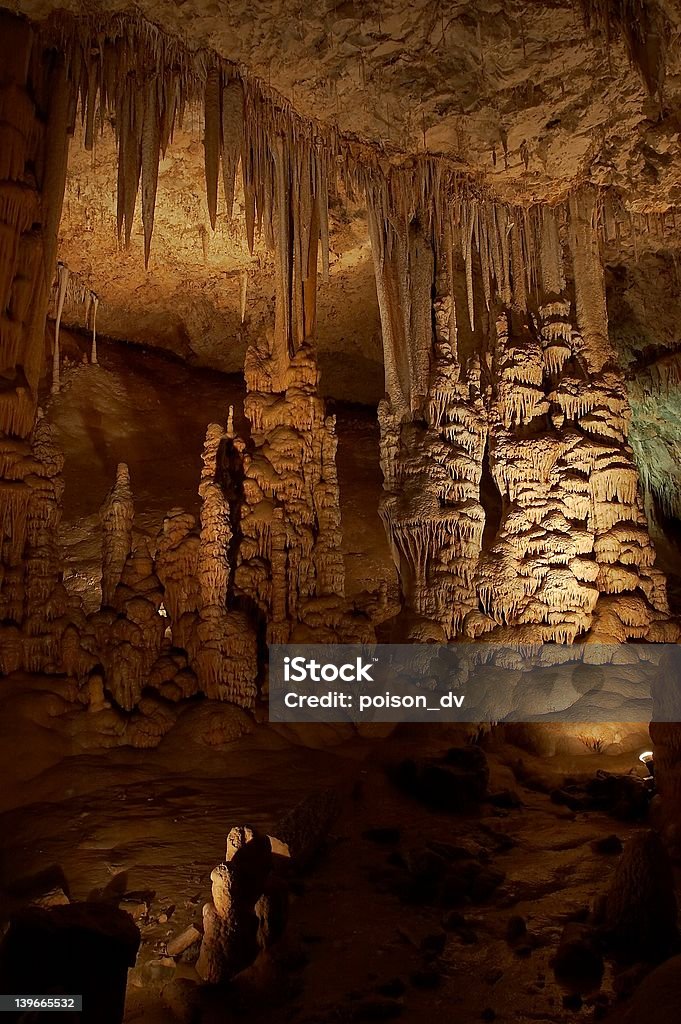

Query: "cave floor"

xmin=1 ymin=710 xmax=655 ymax=1023
xmin=214 ymin=736 xmax=649 ymax=1024
xmin=45 ymin=336 xmax=396 ymax=611
xmin=103 ymin=727 xmax=655 ymax=1024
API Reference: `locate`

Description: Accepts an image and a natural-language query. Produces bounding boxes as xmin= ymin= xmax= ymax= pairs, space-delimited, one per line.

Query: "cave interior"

xmin=3 ymin=1 xmax=681 ymax=1022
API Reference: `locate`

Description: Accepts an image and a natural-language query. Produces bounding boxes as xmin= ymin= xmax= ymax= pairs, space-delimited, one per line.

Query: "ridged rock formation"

xmin=235 ymin=337 xmax=348 ymax=644
xmin=100 ymin=463 xmax=134 ymax=608
xmin=0 ymin=12 xmax=71 ymax=441
xmin=0 ymin=416 xmax=71 ymax=675
xmin=154 ymin=509 xmax=200 ymax=625
xmin=370 ymin=188 xmax=677 ymax=644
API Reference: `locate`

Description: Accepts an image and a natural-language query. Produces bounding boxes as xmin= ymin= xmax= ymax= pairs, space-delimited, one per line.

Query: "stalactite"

xmin=273 ymin=134 xmax=291 ymax=359
xmin=539 ymin=206 xmax=565 ymax=296
xmin=464 ymin=213 xmax=475 ymax=330
xmin=84 ymin=54 xmax=97 ymax=151
xmin=125 ymin=86 xmax=143 ymax=248
xmin=568 ymin=189 xmax=613 ymax=374
xmin=141 ymin=76 xmax=161 ymax=268
xmin=51 ymin=264 xmax=69 ymax=396
xmin=240 ymin=270 xmax=248 ymax=324
xmin=204 ymin=68 xmax=221 ymax=231
xmin=578 ymin=0 xmax=667 ymax=97
xmin=221 ymin=76 xmax=243 ymax=220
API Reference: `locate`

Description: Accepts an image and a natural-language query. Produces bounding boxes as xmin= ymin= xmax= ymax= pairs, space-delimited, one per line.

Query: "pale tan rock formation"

xmin=369 ymin=189 xmax=676 ymax=645
xmin=99 ymin=464 xmax=134 ymax=608
xmin=234 ymin=336 xmax=349 ymax=643
xmin=198 ymin=424 xmax=232 ymax=609
xmin=196 ymin=825 xmax=283 ymax=984
xmin=154 ymin=509 xmax=200 ymax=626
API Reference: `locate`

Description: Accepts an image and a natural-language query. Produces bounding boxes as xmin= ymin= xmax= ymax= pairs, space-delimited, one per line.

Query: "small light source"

xmin=639 ymin=750 xmax=655 ymax=777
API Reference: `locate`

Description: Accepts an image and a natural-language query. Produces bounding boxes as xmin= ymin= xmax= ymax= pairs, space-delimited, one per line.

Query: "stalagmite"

xmin=199 ymin=470 xmax=231 ymax=609
xmin=100 ymin=463 xmax=134 ymax=607
xmin=101 ymin=540 xmax=165 ymax=711
xmin=196 ymin=826 xmax=281 ymax=984
xmin=154 ymin=509 xmax=200 ymax=627
xmin=236 ymin=337 xmax=356 ymax=644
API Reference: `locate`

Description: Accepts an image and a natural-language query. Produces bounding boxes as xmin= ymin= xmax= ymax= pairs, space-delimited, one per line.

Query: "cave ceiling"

xmin=9 ymin=0 xmax=681 ymax=386
xmin=13 ymin=0 xmax=681 ymax=203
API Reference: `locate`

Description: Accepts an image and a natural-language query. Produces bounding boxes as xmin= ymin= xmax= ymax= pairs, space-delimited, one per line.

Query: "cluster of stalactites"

xmin=366 ymin=182 xmax=572 ymax=415
xmin=42 ymin=11 xmax=338 ymax=279
xmin=34 ymin=11 xmax=675 ymax=302
xmin=49 ymin=262 xmax=100 ymax=390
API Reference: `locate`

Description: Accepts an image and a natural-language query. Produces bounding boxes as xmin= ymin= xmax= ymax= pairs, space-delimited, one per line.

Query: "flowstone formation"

xmin=370 ymin=188 xmax=677 ymax=645
xmin=0 ymin=415 xmax=71 ymax=675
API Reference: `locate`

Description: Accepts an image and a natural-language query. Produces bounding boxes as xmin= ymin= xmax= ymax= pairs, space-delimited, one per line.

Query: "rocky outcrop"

xmin=196 ymin=826 xmax=287 ymax=984
xmin=597 ymin=830 xmax=680 ymax=963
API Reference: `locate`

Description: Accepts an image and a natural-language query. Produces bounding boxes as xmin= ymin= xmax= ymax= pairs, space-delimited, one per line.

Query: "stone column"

xmin=0 ymin=11 xmax=73 ymax=634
